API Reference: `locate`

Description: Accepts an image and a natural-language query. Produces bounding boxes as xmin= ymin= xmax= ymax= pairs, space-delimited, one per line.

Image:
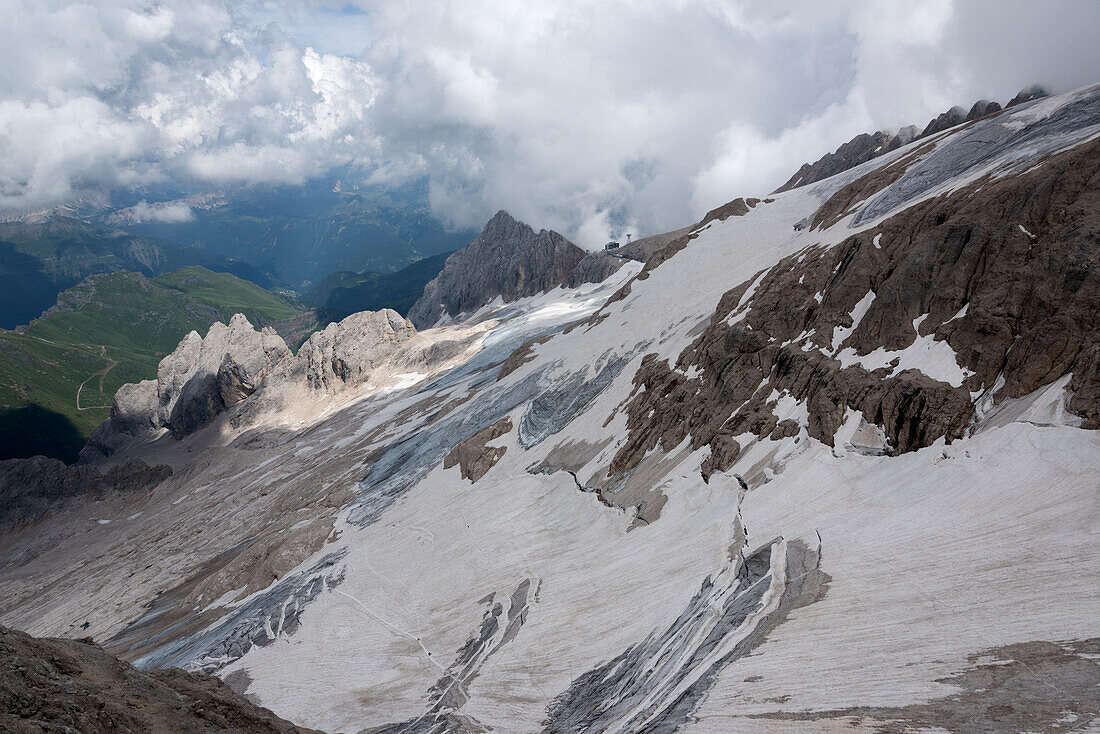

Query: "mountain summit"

xmin=407 ymin=210 xmax=587 ymax=329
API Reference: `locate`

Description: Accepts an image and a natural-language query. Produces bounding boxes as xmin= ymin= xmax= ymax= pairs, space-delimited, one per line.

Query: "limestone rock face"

xmin=408 ymin=210 xmax=587 ymax=329
xmin=85 ymin=309 xmax=429 ymax=456
xmin=566 ymin=226 xmax=694 ymax=288
xmin=91 ymin=314 xmax=291 ymax=448
xmin=294 ymin=309 xmax=417 ymax=390
xmin=109 ymin=379 xmax=159 ymax=435
xmin=566 ymin=251 xmax=627 ymax=287
xmin=160 ymin=315 xmax=290 ymax=439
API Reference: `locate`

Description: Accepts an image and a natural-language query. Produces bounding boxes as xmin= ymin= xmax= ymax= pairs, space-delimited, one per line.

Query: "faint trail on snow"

xmin=332 ymin=588 xmax=456 ymax=681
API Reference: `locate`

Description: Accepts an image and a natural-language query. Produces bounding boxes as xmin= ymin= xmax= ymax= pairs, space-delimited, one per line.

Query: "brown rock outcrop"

xmin=613 ymin=134 xmax=1100 ymax=478
xmin=498 ymin=335 xmax=552 ymax=380
xmin=444 ymin=417 xmax=513 ymax=482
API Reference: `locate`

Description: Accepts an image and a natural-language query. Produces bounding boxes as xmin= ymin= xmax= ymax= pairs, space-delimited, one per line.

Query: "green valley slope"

xmin=0 ymin=267 xmax=317 ymax=462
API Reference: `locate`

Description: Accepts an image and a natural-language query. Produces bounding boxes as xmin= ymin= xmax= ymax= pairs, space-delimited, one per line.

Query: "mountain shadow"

xmin=0 ymin=243 xmax=61 ymax=329
xmin=0 ymin=404 xmax=85 ymax=464
xmin=303 ymin=251 xmax=452 ymax=324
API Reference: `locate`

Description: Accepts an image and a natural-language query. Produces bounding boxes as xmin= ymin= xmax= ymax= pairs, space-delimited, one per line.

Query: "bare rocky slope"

xmin=0 ymin=625 xmax=317 ymax=733
xmin=1 ymin=84 xmax=1098 ymax=734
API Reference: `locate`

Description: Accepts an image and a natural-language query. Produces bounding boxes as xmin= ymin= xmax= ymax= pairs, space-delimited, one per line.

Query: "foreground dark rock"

xmin=408 ymin=210 xmax=586 ymax=329
xmin=0 ymin=625 xmax=318 ymax=733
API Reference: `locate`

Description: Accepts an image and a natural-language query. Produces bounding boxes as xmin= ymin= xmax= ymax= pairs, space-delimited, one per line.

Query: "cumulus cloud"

xmin=1 ymin=0 xmax=1098 ymax=246
xmin=0 ymin=0 xmax=378 ymax=209
xmin=127 ymin=200 xmax=194 ymax=223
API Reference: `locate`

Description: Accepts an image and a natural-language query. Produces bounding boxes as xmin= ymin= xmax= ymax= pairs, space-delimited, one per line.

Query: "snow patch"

xmin=835 ymin=314 xmax=973 ymax=387
xmin=828 ymin=290 xmax=876 ymax=354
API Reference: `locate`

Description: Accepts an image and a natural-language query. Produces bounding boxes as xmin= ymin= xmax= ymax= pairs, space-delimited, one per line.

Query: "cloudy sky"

xmin=2 ymin=0 xmax=1098 ymax=246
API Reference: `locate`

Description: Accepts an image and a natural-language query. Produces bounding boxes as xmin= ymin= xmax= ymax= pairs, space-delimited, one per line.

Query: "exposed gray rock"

xmin=774 ymin=131 xmax=895 ymax=193
xmin=292 ymin=309 xmax=416 ymax=390
xmin=566 ymin=251 xmax=627 ymax=287
xmin=408 ymin=211 xmax=587 ymax=329
xmin=86 ymin=314 xmax=291 ymax=452
xmin=160 ymin=315 xmax=291 ymax=439
xmin=918 ymin=105 xmax=967 ymax=138
xmin=884 ymin=124 xmax=920 ymax=152
xmin=566 ymin=226 xmax=695 ymax=288
xmin=966 ymin=99 xmax=1002 ymax=120
xmin=0 ymin=456 xmax=171 ymax=530
xmin=86 ymin=309 xmax=432 ymax=460
xmin=109 ymin=379 xmax=159 ymax=435
xmin=1007 ymin=84 xmax=1048 ymax=108
xmin=619 ymin=226 xmax=695 ymax=263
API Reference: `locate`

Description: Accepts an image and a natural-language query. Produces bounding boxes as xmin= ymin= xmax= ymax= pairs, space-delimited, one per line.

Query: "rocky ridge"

xmin=83 ymin=307 xmax=481 ymax=460
xmin=289 ymin=309 xmax=417 ymax=391
xmin=565 ymin=226 xmax=693 ymax=288
xmin=407 ymin=210 xmax=588 ymax=329
xmin=86 ymin=314 xmax=292 ymax=456
xmin=772 ymin=86 xmax=1045 ymax=193
xmin=614 ymin=117 xmax=1099 ymax=480
xmin=0 ymin=456 xmax=171 ymax=531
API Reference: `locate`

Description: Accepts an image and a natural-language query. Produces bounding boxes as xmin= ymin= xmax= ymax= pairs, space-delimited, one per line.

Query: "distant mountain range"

xmin=0 ymin=217 xmax=271 ymax=330
xmin=93 ymin=177 xmax=476 ymax=290
xmin=0 ymin=177 xmax=477 ymax=330
xmin=0 ymin=177 xmax=483 ymax=462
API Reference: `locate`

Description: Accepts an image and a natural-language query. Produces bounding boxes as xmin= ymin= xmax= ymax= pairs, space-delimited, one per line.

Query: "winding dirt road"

xmin=76 ymin=347 xmax=117 ymax=411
